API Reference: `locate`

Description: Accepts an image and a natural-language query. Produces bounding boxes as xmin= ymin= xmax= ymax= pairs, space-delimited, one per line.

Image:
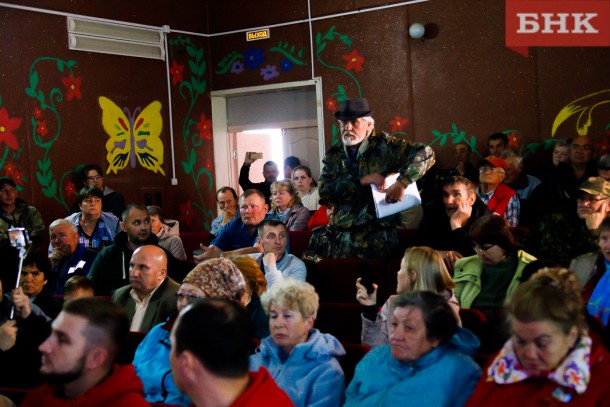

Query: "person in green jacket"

xmin=453 ymin=214 xmax=536 ymax=314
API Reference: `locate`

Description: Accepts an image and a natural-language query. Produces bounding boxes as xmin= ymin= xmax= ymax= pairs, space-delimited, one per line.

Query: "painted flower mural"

xmin=196 ymin=113 xmax=212 ymax=141
xmin=61 ymin=74 xmax=82 ymax=101
xmin=36 ymin=119 xmax=49 ymax=138
xmin=230 ymin=60 xmax=245 ymax=74
xmin=260 ymin=64 xmax=280 ymax=81
xmin=390 ymin=115 xmax=408 ymax=133
xmin=64 ymin=181 xmax=76 ymax=197
xmin=507 ymin=131 xmax=521 ymax=149
xmin=326 ymin=97 xmax=338 ymax=112
xmin=342 ymin=49 xmax=364 ymax=72
xmin=0 ymin=107 xmax=21 ymax=150
xmin=170 ymin=60 xmax=185 ymax=86
xmin=244 ymin=46 xmax=266 ymax=71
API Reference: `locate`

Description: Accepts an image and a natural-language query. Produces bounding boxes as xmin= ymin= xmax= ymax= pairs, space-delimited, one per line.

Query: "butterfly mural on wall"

xmin=99 ymin=96 xmax=165 ymax=175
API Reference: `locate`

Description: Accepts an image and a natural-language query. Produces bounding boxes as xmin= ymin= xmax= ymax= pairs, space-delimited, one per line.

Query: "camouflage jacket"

xmin=318 ymin=131 xmax=435 ymax=229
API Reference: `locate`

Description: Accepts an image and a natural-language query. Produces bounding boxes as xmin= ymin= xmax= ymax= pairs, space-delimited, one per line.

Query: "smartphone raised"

xmin=8 ymin=227 xmax=30 ymax=249
xmin=248 ymin=152 xmax=263 ymax=160
xmin=358 ymin=261 xmax=375 ymax=294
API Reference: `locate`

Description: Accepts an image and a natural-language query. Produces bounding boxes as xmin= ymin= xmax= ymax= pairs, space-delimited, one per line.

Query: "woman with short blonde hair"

xmin=250 ymin=280 xmax=345 ymax=407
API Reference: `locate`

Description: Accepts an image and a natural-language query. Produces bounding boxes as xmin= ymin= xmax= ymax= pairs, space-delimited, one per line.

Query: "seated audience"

xmin=20 ymin=252 xmax=61 ymax=319
xmin=252 ymin=219 xmax=306 ymax=288
xmin=501 ymin=150 xmax=541 ymax=201
xmin=292 ymin=165 xmax=320 ymax=211
xmin=210 ymin=186 xmax=239 ymax=236
xmin=0 ymin=176 xmax=45 ymax=290
xmin=250 ymin=279 xmax=345 ymax=407
xmin=195 ymin=189 xmax=270 ymax=261
xmin=170 ymin=298 xmax=293 ymax=407
xmin=528 ymin=176 xmax=609 ymax=266
xmin=20 ymin=298 xmax=149 ymax=406
xmin=66 ymin=186 xmax=121 ymax=251
xmin=89 ymin=205 xmax=187 ymax=295
xmin=284 ymin=156 xmax=301 ymax=180
xmin=454 ymin=215 xmax=536 ymax=317
xmin=552 ymin=139 xmax=570 ymax=167
xmin=346 ymin=291 xmax=481 ymax=406
xmin=466 ymin=268 xmax=610 ymax=406
xmin=477 ymin=156 xmax=520 ymax=227
xmin=558 ymin=136 xmax=599 ymax=196
xmin=597 ymin=153 xmax=610 ymax=181
xmin=111 ymin=245 xmax=179 ymax=332
xmin=229 ymin=255 xmax=271 ymax=340
xmin=63 ymin=275 xmax=95 ymax=301
xmin=269 ymin=180 xmax=310 ymax=231
xmin=487 ymin=132 xmax=508 ymax=156
xmin=147 ymin=205 xmax=187 ymax=261
xmin=452 ymin=141 xmax=479 ymax=183
xmin=420 ymin=176 xmax=490 ymax=262
xmin=48 ymin=219 xmax=98 ymax=295
xmin=0 ymin=281 xmax=51 ymax=388
xmin=133 ymin=258 xmax=248 ymax=405
xmin=570 ymin=217 xmax=610 ymax=326
xmin=239 ymin=152 xmax=279 ymax=204
xmin=73 ymin=164 xmax=126 ymax=219
xmin=356 ymin=246 xmax=460 ymax=347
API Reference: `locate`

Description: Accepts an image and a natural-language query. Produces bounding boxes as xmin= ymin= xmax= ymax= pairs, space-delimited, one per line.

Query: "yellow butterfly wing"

xmin=132 ymin=101 xmax=165 ymax=175
xmin=99 ymin=96 xmax=131 ymax=175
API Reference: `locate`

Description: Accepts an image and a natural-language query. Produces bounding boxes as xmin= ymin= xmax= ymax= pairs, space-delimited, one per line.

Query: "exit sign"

xmin=246 ymin=28 xmax=270 ymax=41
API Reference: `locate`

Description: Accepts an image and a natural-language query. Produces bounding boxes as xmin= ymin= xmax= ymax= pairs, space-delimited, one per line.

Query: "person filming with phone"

xmin=239 ymin=152 xmax=279 ymax=205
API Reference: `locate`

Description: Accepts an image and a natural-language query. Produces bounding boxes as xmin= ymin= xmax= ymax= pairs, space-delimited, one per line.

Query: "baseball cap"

xmin=578 ymin=176 xmax=610 ymax=198
xmin=480 ymin=156 xmax=507 ymax=171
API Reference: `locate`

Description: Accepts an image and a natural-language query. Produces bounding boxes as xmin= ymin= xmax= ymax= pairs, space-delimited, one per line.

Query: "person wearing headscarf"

xmin=132 ymin=258 xmax=247 ymax=406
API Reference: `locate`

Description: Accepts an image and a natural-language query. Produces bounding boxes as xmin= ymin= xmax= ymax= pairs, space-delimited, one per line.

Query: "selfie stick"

xmin=9 ymin=245 xmax=26 ymax=319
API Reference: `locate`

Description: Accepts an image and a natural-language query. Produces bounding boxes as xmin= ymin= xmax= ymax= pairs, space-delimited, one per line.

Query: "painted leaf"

xmin=36 ymin=171 xmax=46 ymax=186
xmin=182 ymin=160 xmax=192 ymax=175
xmin=197 ymin=61 xmax=206 ymax=76
xmin=189 ymin=60 xmax=198 ymax=75
xmin=30 ymin=71 xmax=38 ymax=90
xmin=189 ymin=149 xmax=196 ymax=166
xmin=57 ymin=60 xmax=64 ymax=73
xmin=186 ymin=45 xmax=197 ymax=58
xmin=25 ymin=87 xmax=36 ymax=98
xmin=318 ymin=42 xmax=327 ymax=53
xmin=315 ymin=32 xmax=322 ymax=46
xmin=66 ymin=60 xmax=77 ymax=69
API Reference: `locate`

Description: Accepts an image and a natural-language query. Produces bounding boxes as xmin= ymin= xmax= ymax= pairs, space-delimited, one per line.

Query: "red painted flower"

xmin=64 ymin=181 xmax=76 ymax=197
xmin=4 ymin=162 xmax=16 ymax=177
xmin=342 ymin=49 xmax=364 ymax=72
xmin=390 ymin=115 xmax=408 ymax=133
xmin=204 ymin=158 xmax=212 ymax=171
xmin=36 ymin=120 xmax=49 ymax=138
xmin=33 ymin=106 xmax=43 ymax=119
xmin=508 ymin=132 xmax=521 ymax=149
xmin=170 ymin=61 xmax=185 ymax=86
xmin=597 ymin=139 xmax=610 ymax=155
xmin=326 ymin=97 xmax=338 ymax=112
xmin=61 ymin=74 xmax=82 ymax=101
xmin=13 ymin=169 xmax=24 ymax=186
xmin=196 ymin=113 xmax=212 ymax=141
xmin=0 ymin=107 xmax=22 ymax=150
xmin=179 ymin=200 xmax=195 ymax=227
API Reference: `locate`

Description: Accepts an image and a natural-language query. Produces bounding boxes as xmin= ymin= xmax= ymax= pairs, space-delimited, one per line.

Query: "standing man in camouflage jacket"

xmin=315 ymin=98 xmax=435 ymax=258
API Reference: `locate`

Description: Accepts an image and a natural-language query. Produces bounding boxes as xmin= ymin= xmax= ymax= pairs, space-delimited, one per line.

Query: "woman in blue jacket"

xmin=250 ymin=279 xmax=346 ymax=407
xmin=345 ymin=291 xmax=481 ymax=407
xmin=132 ymin=258 xmax=247 ymax=406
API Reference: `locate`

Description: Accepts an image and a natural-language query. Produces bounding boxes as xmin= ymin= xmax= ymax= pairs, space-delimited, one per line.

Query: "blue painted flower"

xmin=230 ymin=60 xmax=245 ymax=74
xmin=243 ymin=46 xmax=265 ymax=71
xmin=260 ymin=65 xmax=280 ymax=81
xmin=280 ymin=58 xmax=293 ymax=72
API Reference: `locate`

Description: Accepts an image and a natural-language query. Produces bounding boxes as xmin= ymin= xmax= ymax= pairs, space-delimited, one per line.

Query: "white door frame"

xmin=210 ymin=78 xmax=325 ymax=196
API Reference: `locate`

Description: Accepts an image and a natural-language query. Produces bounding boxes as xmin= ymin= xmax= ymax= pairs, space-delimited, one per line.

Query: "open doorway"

xmin=211 ymin=78 xmax=325 ymax=206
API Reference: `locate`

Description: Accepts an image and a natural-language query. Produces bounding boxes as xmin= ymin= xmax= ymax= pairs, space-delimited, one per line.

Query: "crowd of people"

xmin=0 ymin=97 xmax=610 ymax=406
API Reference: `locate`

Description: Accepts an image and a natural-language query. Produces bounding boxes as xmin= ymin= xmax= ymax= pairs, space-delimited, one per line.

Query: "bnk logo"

xmin=506 ymin=0 xmax=610 ymax=56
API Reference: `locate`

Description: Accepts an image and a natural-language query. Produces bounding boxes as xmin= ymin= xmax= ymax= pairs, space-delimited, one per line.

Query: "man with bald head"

xmin=89 ymin=204 xmax=188 ymax=295
xmin=111 ymin=245 xmax=179 ymax=332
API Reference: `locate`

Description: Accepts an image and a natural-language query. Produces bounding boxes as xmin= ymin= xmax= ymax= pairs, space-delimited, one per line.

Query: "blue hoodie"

xmin=345 ymin=328 xmax=482 ymax=407
xmin=250 ymin=328 xmax=346 ymax=407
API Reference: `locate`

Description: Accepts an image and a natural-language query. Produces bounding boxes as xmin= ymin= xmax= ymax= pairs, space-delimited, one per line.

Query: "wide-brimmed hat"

xmin=578 ymin=176 xmax=610 ymax=198
xmin=480 ymin=156 xmax=507 ymax=171
xmin=334 ymin=98 xmax=373 ymax=121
